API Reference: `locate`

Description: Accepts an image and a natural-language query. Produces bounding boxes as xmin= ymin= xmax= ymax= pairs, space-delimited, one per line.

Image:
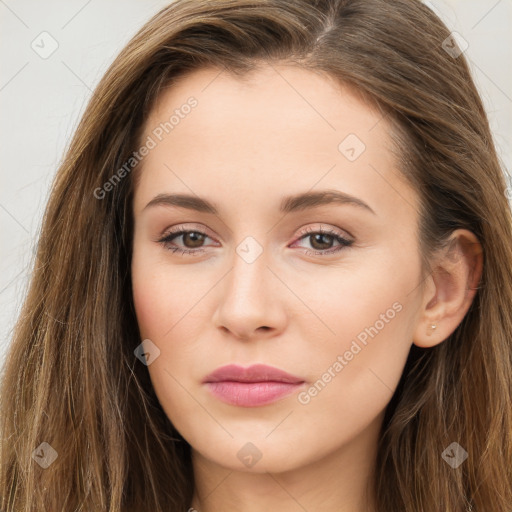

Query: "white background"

xmin=1 ymin=0 xmax=511 ymax=369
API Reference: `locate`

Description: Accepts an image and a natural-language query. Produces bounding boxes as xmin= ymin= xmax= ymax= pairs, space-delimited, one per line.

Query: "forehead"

xmin=145 ymin=64 xmax=382 ymax=140
xmin=133 ymin=64 xmax=418 ymax=222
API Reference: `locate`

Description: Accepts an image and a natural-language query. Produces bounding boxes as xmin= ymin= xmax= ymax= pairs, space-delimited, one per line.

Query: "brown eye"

xmin=158 ymin=228 xmax=214 ymax=255
xmin=180 ymin=231 xmax=207 ymax=248
xmin=293 ymin=226 xmax=354 ymax=256
xmin=309 ymin=232 xmax=336 ymax=251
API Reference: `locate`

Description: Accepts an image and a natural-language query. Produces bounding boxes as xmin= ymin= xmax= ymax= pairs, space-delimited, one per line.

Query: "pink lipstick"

xmin=203 ymin=363 xmax=305 ymax=407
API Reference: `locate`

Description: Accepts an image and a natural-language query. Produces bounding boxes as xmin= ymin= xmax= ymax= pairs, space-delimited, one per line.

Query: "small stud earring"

xmin=426 ymin=323 xmax=437 ymax=336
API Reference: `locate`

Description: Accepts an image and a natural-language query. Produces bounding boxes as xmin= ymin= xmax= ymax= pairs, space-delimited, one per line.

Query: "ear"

xmin=413 ymin=229 xmax=483 ymax=348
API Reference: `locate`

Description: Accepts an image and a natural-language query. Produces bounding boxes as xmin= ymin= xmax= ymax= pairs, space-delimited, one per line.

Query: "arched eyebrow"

xmin=143 ymin=189 xmax=376 ymax=215
xmin=280 ymin=190 xmax=375 ymax=215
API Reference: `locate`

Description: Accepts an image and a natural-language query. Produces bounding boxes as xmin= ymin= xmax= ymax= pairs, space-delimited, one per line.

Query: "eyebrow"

xmin=143 ymin=190 xmax=376 ymax=215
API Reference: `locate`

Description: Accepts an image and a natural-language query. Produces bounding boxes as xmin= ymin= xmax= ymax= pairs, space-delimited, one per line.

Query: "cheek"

xmin=131 ymin=233 xmax=187 ymax=337
xmin=131 ymin=271 xmax=163 ymax=340
xmin=292 ymin=291 xmax=414 ymax=453
xmin=305 ymin=256 xmax=418 ymax=388
xmin=132 ymin=271 xmax=206 ymax=340
xmin=131 ymin=243 xmax=176 ymax=340
xmin=131 ymin=257 xmax=198 ymax=424
xmin=131 ymin=252 xmax=207 ymax=368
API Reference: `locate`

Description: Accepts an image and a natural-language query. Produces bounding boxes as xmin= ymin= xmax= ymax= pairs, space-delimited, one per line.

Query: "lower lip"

xmin=205 ymin=381 xmax=304 ymax=407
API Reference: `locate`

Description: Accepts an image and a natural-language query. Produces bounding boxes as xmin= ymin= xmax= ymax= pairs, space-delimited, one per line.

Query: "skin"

xmin=131 ymin=64 xmax=483 ymax=512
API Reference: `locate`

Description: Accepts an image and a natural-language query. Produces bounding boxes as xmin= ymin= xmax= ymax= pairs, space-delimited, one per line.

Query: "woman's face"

xmin=131 ymin=64 xmax=427 ymax=473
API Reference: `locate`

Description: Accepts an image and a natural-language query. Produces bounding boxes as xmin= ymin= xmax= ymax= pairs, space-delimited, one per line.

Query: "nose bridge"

xmin=226 ymin=238 xmax=270 ymax=306
xmin=213 ymin=235 xmax=282 ymax=337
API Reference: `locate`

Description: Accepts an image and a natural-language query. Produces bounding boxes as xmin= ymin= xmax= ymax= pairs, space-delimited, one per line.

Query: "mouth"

xmin=203 ymin=363 xmax=305 ymax=407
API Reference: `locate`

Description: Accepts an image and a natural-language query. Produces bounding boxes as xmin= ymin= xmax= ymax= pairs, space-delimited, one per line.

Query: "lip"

xmin=203 ymin=364 xmax=305 ymax=407
xmin=203 ymin=363 xmax=304 ymax=384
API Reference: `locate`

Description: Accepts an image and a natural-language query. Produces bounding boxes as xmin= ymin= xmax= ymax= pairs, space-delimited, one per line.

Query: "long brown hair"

xmin=1 ymin=0 xmax=511 ymax=510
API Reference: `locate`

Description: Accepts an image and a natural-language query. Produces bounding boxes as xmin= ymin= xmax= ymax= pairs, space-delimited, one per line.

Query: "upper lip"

xmin=203 ymin=364 xmax=304 ymax=384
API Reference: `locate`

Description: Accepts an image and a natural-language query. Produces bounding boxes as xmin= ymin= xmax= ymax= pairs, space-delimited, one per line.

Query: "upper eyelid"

xmin=159 ymin=224 xmax=352 ymax=244
xmin=299 ymin=224 xmax=351 ymax=237
xmin=162 ymin=223 xmax=216 ymax=237
xmin=157 ymin=232 xmax=351 ymax=260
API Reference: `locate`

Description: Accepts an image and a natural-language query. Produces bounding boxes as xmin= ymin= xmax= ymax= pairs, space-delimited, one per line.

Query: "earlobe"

xmin=425 ymin=322 xmax=437 ymax=336
xmin=413 ymin=229 xmax=483 ymax=348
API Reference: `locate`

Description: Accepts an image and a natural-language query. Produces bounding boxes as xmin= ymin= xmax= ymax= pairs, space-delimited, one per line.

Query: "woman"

xmin=1 ymin=0 xmax=511 ymax=510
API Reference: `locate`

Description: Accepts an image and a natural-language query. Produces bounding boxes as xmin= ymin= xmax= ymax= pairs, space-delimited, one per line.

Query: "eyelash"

xmin=157 ymin=225 xmax=353 ymax=257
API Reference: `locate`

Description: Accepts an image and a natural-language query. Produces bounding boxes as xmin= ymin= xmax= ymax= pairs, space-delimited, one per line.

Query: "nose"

xmin=211 ymin=245 xmax=286 ymax=340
